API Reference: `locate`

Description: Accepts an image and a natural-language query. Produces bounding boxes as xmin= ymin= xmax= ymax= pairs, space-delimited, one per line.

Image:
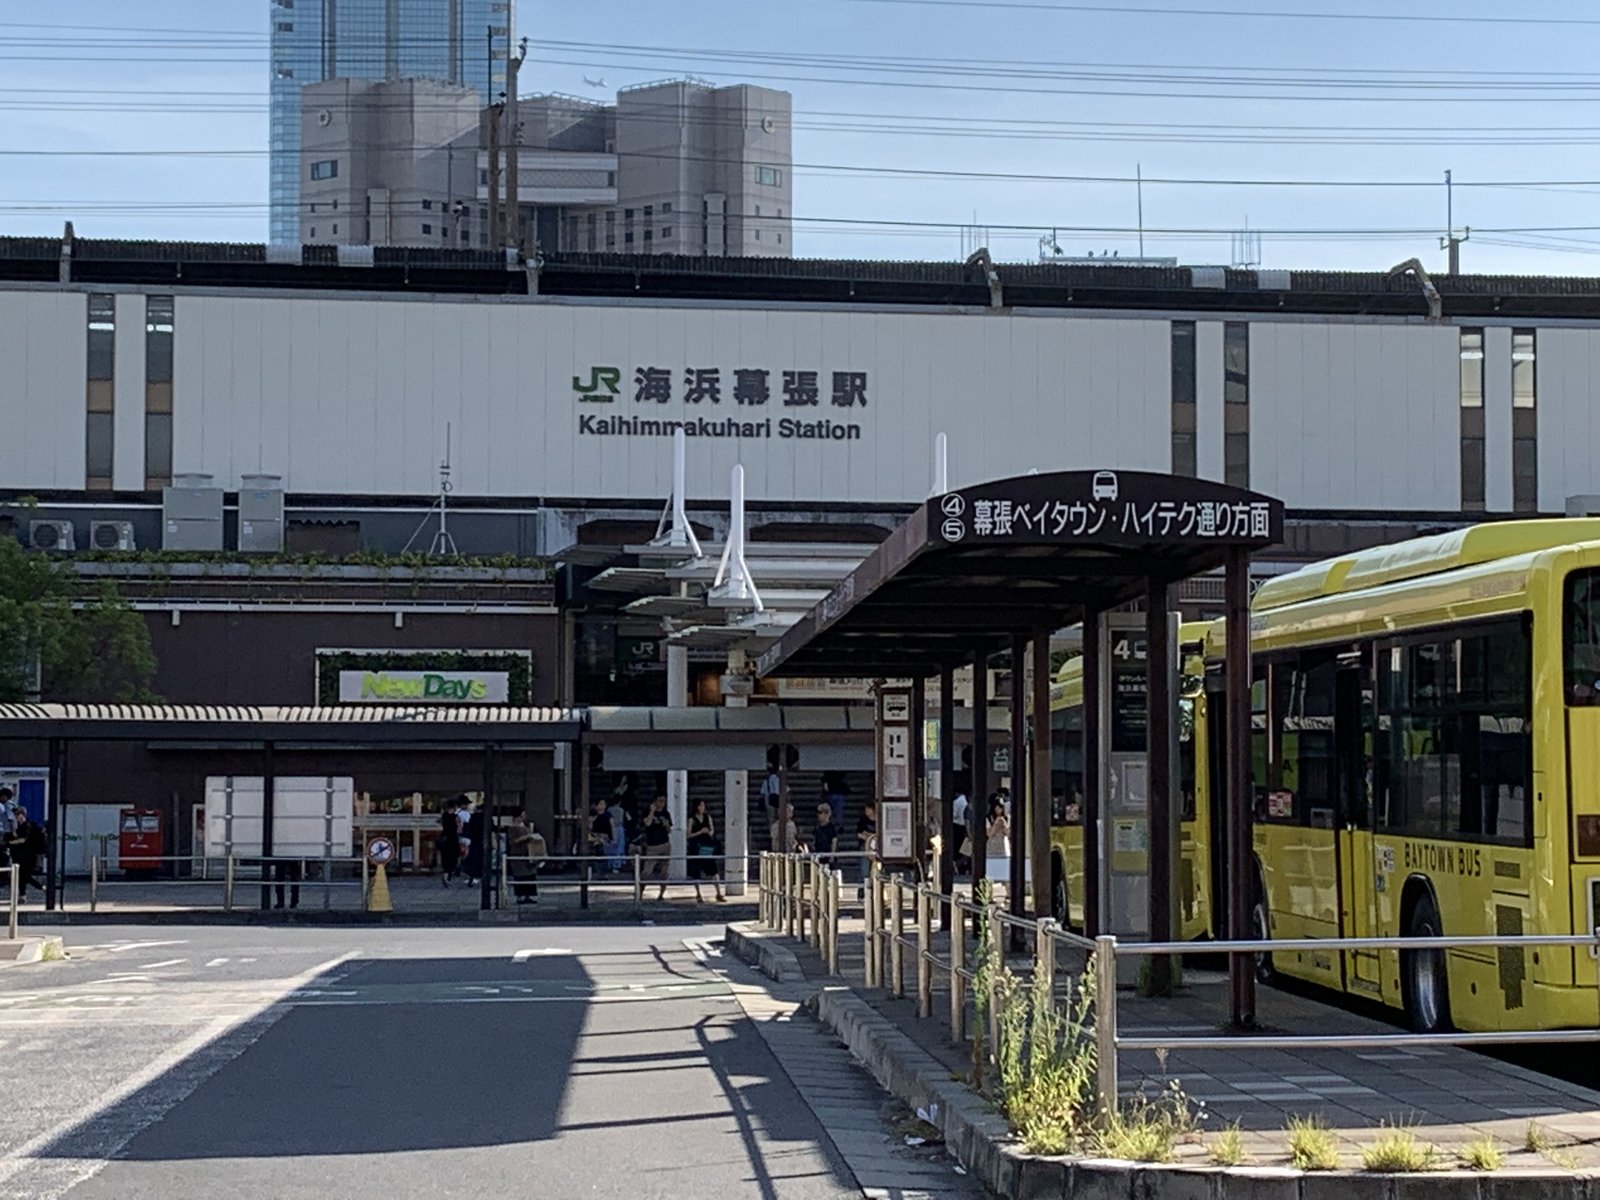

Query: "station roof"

xmin=756 ymin=470 xmax=1284 ymax=678
xmin=0 ymin=704 xmax=584 ymax=745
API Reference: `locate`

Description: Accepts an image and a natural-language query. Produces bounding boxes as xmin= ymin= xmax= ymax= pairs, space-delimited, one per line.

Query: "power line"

xmin=830 ymin=0 xmax=1600 ymax=27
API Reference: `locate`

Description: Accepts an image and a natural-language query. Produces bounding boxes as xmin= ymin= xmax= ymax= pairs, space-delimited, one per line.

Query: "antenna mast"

xmin=403 ymin=422 xmax=459 ymax=557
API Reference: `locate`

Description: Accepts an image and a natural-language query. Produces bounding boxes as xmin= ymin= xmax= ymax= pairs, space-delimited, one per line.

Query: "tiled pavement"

xmin=715 ymin=946 xmax=984 ymax=1199
xmin=795 ymin=916 xmax=1600 ymax=1170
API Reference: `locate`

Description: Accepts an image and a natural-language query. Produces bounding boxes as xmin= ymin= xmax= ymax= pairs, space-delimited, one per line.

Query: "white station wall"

xmin=7 ymin=285 xmax=1600 ymax=512
xmin=0 ymin=290 xmax=86 ymax=491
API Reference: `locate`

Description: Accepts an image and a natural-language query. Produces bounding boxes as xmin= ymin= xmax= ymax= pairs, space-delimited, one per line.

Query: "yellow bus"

xmin=1045 ymin=626 xmax=1215 ymax=941
xmin=1208 ymin=519 xmax=1600 ymax=1033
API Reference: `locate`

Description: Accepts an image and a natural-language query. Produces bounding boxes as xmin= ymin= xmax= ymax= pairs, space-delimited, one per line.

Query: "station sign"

xmin=935 ymin=470 xmax=1284 ymax=547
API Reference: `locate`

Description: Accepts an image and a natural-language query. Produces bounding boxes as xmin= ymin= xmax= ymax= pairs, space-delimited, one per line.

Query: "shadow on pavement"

xmin=26 ymin=945 xmax=859 ymax=1195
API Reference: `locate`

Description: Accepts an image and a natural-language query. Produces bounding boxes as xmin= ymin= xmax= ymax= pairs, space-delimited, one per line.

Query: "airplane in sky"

xmin=582 ymin=75 xmax=607 ymax=89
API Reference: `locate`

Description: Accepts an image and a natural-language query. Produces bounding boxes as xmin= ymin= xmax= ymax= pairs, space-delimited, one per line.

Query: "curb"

xmin=0 ymin=936 xmax=64 ymax=967
xmin=724 ymin=921 xmax=805 ymax=983
xmin=724 ymin=925 xmax=1600 ymax=1200
xmin=23 ymin=903 xmax=759 ymax=928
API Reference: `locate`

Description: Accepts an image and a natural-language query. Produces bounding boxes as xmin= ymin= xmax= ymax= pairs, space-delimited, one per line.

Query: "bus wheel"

xmin=1403 ymin=895 xmax=1451 ymax=1034
xmin=1251 ymin=884 xmax=1276 ymax=984
xmin=1051 ymin=866 xmax=1068 ymax=923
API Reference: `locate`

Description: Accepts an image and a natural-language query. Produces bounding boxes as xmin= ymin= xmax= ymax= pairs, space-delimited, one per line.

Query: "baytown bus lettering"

xmin=578 ymin=414 xmax=862 ymax=441
xmin=1402 ymin=841 xmax=1484 ymax=878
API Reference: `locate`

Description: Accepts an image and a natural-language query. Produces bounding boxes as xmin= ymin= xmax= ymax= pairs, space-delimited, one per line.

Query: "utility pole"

xmin=485 ymin=26 xmax=502 ymax=248
xmin=505 ymin=38 xmax=527 ymax=252
xmin=1441 ymin=168 xmax=1470 ymax=274
xmin=487 ymin=105 xmax=502 ymax=250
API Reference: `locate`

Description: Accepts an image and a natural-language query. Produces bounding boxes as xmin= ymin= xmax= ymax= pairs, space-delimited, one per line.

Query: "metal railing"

xmin=89 ymin=855 xmax=367 ymax=913
xmin=756 ymin=852 xmax=1600 ymax=1115
xmin=499 ymin=852 xmax=760 ymax=908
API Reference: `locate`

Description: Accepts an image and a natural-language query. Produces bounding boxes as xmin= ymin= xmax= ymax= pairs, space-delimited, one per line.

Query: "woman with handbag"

xmin=686 ymin=798 xmax=724 ymax=903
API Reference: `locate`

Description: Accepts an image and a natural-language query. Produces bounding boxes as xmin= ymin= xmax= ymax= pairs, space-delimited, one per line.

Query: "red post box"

xmin=119 ymin=809 xmax=163 ymax=874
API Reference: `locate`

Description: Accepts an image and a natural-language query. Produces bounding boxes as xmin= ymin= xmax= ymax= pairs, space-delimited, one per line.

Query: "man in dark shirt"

xmin=813 ymin=803 xmax=839 ymax=866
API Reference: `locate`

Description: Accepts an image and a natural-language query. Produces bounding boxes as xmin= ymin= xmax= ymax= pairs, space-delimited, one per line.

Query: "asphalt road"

xmin=0 ymin=924 xmax=979 ymax=1200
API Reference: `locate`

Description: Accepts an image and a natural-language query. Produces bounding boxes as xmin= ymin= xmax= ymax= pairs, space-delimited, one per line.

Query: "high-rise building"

xmin=296 ymin=76 xmax=793 ymax=257
xmin=268 ymin=0 xmax=514 ymax=243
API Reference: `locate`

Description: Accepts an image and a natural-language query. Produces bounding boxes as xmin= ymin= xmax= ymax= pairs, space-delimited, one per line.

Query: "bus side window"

xmin=1565 ymin=570 xmax=1600 ymax=705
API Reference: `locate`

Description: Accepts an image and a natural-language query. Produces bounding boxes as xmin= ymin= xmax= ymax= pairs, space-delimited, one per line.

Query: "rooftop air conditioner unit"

xmin=89 ymin=520 xmax=136 ymax=552
xmin=28 ymin=520 xmax=75 ymax=552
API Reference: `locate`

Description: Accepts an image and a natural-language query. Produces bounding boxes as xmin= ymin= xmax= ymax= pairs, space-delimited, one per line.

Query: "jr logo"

xmin=573 ymin=366 xmax=622 ymax=403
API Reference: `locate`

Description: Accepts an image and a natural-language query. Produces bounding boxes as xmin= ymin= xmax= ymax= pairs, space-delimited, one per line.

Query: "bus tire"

xmin=1251 ymin=875 xmax=1276 ymax=985
xmin=1402 ymin=892 xmax=1451 ymax=1034
xmin=1051 ymin=858 xmax=1068 ymax=923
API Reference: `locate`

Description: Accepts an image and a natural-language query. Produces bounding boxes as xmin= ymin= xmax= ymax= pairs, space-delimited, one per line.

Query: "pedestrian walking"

xmin=453 ymin=796 xmax=473 ymax=881
xmin=607 ymin=796 xmax=629 ymax=872
xmin=588 ymin=798 xmax=614 ymax=864
xmin=686 ymin=798 xmax=724 ymax=903
xmin=951 ymin=784 xmax=971 ymax=877
xmin=273 ymin=858 xmax=303 ymax=910
xmin=436 ymin=799 xmax=461 ymax=886
xmin=508 ymin=814 xmax=545 ymax=905
xmin=642 ymin=794 xmax=672 ymax=900
xmin=854 ymin=800 xmax=877 ymax=900
xmin=812 ymin=802 xmax=840 ymax=867
xmin=8 ymin=811 xmax=44 ymax=898
xmin=463 ymin=801 xmax=487 ymax=885
xmin=984 ymin=794 xmax=1011 ymax=889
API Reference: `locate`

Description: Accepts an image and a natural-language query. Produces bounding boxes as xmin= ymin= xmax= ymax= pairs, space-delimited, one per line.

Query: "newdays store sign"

xmin=338 ymin=670 xmax=510 ymax=705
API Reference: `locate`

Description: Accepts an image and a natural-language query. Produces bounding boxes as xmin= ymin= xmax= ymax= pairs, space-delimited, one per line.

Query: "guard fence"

xmin=756 ymin=852 xmax=1600 ymax=1113
xmin=82 ymin=850 xmax=772 ymax=913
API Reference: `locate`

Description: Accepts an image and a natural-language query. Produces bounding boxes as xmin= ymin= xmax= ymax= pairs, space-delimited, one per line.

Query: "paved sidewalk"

xmin=790 ymin=915 xmax=1600 ymax=1171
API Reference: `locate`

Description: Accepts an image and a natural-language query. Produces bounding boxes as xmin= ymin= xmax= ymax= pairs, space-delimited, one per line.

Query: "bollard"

xmin=759 ymin=854 xmax=769 ymax=925
xmin=1035 ymin=917 xmax=1057 ymax=1002
xmin=359 ymin=853 xmax=368 ymax=914
xmin=986 ymin=902 xmax=1004 ymax=1066
xmin=890 ymin=876 xmax=906 ymax=999
xmin=1095 ymin=933 xmax=1119 ymax=1117
xmin=949 ymin=900 xmax=966 ymax=1041
xmin=581 ymin=860 xmax=591 ymax=910
xmin=7 ymin=864 xmax=17 ymax=939
xmin=864 ymin=862 xmax=880 ymax=988
xmin=225 ymin=855 xmax=237 ymax=913
xmin=632 ymin=854 xmax=644 ymax=905
xmin=805 ymin=859 xmax=817 ymax=949
xmin=916 ymin=884 xmax=933 ymax=1019
xmin=500 ymin=848 xmax=510 ymax=910
xmin=780 ymin=857 xmax=793 ymax=947
xmin=89 ymin=856 xmax=99 ymax=914
xmin=827 ymin=869 xmax=842 ymax=975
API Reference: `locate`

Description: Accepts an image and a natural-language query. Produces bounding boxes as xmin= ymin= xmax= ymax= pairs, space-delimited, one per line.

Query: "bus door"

xmin=1335 ymin=658 xmax=1382 ymax=994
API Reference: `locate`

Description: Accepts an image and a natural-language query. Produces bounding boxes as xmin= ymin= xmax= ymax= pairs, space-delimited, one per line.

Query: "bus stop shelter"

xmin=755 ymin=469 xmax=1283 ymax=1025
xmin=0 ymin=703 xmax=584 ymax=914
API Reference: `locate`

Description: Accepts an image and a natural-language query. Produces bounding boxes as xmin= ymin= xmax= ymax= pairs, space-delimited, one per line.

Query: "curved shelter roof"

xmin=756 ymin=470 xmax=1284 ymax=678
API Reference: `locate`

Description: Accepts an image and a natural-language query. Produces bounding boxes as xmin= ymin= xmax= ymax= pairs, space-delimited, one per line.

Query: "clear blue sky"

xmin=6 ymin=0 xmax=1600 ymax=271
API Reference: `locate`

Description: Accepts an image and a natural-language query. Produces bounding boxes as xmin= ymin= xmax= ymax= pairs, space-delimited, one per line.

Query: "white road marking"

xmin=105 ymin=940 xmax=186 ymax=955
xmin=140 ymin=959 xmax=186 ymax=971
xmin=511 ymin=948 xmax=571 ymax=961
xmin=205 ymin=958 xmax=229 ymax=967
xmin=238 ymin=958 xmax=256 ymax=964
xmin=0 ymin=951 xmax=360 ymax=1200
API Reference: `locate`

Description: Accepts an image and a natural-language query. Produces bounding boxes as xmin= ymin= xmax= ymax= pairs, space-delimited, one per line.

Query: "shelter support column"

xmin=1030 ymin=628 xmax=1052 ymax=921
xmin=1082 ymin=608 xmax=1102 ymax=937
xmin=1225 ymin=547 xmax=1257 ymax=1028
xmin=481 ymin=743 xmax=498 ymax=911
xmin=724 ymin=648 xmax=749 ymax=896
xmin=938 ymin=661 xmax=956 ymax=929
xmin=971 ymin=650 xmax=989 ymax=892
xmin=259 ymin=741 xmax=276 ymax=912
xmin=666 ymin=644 xmax=689 ymax=877
xmin=45 ymin=738 xmax=63 ymax=912
xmin=1009 ymin=633 xmax=1028 ymax=948
xmin=1146 ymin=582 xmax=1175 ymax=995
xmin=912 ymin=676 xmax=927 ymax=878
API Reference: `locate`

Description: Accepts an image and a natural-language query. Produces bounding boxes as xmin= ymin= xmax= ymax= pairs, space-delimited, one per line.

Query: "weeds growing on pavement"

xmin=1524 ymin=1121 xmax=1553 ymax=1153
xmin=1210 ymin=1123 xmax=1248 ymax=1167
xmin=1099 ymin=1082 xmax=1200 ymax=1163
xmin=1286 ymin=1115 xmax=1340 ymax=1171
xmin=1459 ymin=1136 xmax=1504 ymax=1172
xmin=1360 ymin=1122 xmax=1435 ymax=1172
